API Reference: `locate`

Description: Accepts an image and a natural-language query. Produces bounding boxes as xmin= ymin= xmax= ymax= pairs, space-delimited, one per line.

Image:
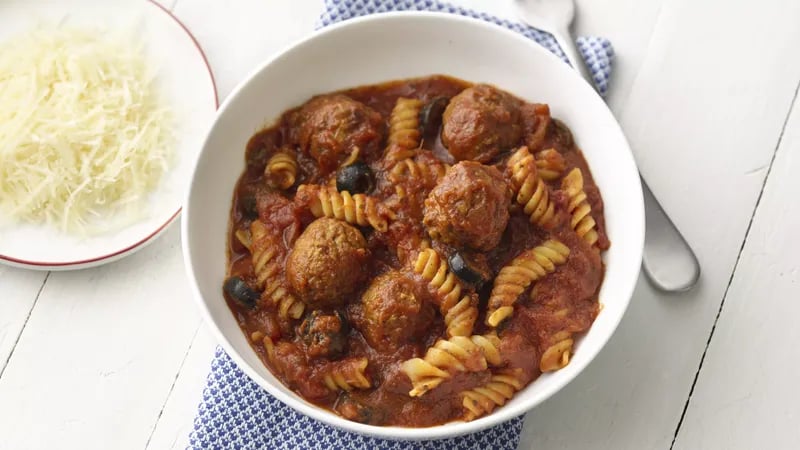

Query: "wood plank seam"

xmin=143 ymin=323 xmax=201 ymax=450
xmin=668 ymin=77 xmax=800 ymax=450
xmin=159 ymin=0 xmax=180 ymax=11
xmin=0 ymin=271 xmax=50 ymax=378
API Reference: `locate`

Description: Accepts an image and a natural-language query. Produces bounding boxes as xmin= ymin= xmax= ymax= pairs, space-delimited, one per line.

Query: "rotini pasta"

xmin=561 ymin=168 xmax=599 ymax=246
xmin=322 ymin=357 xmax=371 ymax=391
xmin=535 ymin=148 xmax=566 ymax=181
xmin=388 ymin=157 xmax=449 ymax=186
xmin=388 ymin=97 xmax=423 ymax=151
xmin=395 ymin=234 xmax=430 ymax=266
xmin=460 ymin=368 xmax=525 ymax=421
xmin=224 ymin=76 xmax=610 ymax=427
xmin=401 ymin=334 xmax=502 ymax=397
xmin=540 ymin=338 xmax=574 ymax=372
xmin=413 ymin=248 xmax=478 ymax=337
xmin=235 ymin=228 xmax=252 ymax=252
xmin=384 ymin=147 xmax=418 ymax=165
xmin=262 ymin=335 xmax=277 ymax=367
xmin=394 ymin=184 xmax=407 ymax=199
xmin=341 ymin=147 xmax=360 ymax=167
xmin=298 ymin=184 xmax=389 ymax=232
xmin=486 ymin=239 xmax=570 ymax=327
xmin=507 ymin=146 xmax=557 ymax=228
xmin=265 ymin=151 xmax=298 ymax=190
xmin=250 ymin=220 xmax=305 ymax=319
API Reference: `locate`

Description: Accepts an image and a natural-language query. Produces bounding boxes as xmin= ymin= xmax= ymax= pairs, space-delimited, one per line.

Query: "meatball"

xmin=286 ymin=218 xmax=369 ymax=308
xmin=360 ymin=271 xmax=434 ymax=350
xmin=441 ymin=84 xmax=522 ymax=163
xmin=299 ymin=310 xmax=349 ymax=359
xmin=423 ymin=161 xmax=511 ymax=251
xmin=289 ymin=94 xmax=384 ymax=172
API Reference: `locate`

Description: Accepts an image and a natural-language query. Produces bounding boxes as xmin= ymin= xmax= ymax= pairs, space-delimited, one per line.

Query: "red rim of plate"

xmin=0 ymin=0 xmax=220 ymax=268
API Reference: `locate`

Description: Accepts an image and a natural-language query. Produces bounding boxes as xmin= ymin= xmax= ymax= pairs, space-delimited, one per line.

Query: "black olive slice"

xmin=448 ymin=251 xmax=485 ymax=286
xmin=419 ymin=96 xmax=449 ymax=138
xmin=336 ymin=161 xmax=374 ymax=194
xmin=552 ymin=118 xmax=574 ymax=148
xmin=223 ymin=276 xmax=260 ymax=308
xmin=239 ymin=194 xmax=258 ymax=220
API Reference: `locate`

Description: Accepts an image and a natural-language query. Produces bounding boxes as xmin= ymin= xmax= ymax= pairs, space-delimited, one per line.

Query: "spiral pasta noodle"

xmin=413 ymin=248 xmax=478 ymax=337
xmin=262 ymin=335 xmax=277 ymax=367
xmin=341 ymin=147 xmax=360 ymax=167
xmin=401 ymin=334 xmax=502 ymax=397
xmin=507 ymin=146 xmax=556 ymax=228
xmin=540 ymin=336 xmax=574 ymax=372
xmin=460 ymin=368 xmax=525 ymax=421
xmin=234 ymin=228 xmax=252 ymax=252
xmin=298 ymin=184 xmax=389 ymax=232
xmin=250 ymin=220 xmax=305 ymax=319
xmin=535 ymin=148 xmax=566 ymax=181
xmin=485 ymin=239 xmax=570 ymax=327
xmin=395 ymin=235 xmax=430 ymax=266
xmin=388 ymin=97 xmax=423 ymax=151
xmin=321 ymin=357 xmax=371 ymax=392
xmin=389 ymin=157 xmax=449 ymax=187
xmin=561 ymin=168 xmax=599 ymax=246
xmin=265 ymin=151 xmax=298 ymax=189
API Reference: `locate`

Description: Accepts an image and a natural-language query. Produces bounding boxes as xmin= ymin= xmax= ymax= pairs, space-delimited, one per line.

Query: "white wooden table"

xmin=2 ymin=0 xmax=799 ymax=448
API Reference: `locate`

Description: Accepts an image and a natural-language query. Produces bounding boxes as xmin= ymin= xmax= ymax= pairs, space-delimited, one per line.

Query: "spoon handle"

xmin=553 ymin=30 xmax=701 ymax=291
xmin=550 ymin=26 xmax=594 ymax=85
xmin=641 ymin=179 xmax=701 ymax=291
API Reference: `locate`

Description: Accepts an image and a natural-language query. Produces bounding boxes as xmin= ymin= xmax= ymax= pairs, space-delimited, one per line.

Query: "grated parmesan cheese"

xmin=0 ymin=26 xmax=174 ymax=235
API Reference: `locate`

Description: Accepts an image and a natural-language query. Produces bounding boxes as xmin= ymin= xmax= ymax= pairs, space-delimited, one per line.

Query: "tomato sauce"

xmin=224 ymin=75 xmax=607 ymax=427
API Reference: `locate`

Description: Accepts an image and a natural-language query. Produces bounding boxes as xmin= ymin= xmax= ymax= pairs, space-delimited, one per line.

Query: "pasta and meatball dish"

xmin=223 ymin=75 xmax=609 ymax=427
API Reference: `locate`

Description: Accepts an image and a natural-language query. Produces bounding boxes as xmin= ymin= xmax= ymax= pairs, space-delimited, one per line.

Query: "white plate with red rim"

xmin=0 ymin=0 xmax=217 ymax=271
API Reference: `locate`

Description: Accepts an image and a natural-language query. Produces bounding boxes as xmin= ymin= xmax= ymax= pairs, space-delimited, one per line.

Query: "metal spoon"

xmin=514 ymin=0 xmax=701 ymax=292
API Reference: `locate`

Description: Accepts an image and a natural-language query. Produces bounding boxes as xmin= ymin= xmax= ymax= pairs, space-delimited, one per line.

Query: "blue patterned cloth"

xmin=190 ymin=348 xmax=524 ymax=449
xmin=189 ymin=2 xmax=615 ymax=449
xmin=318 ymin=0 xmax=614 ymax=96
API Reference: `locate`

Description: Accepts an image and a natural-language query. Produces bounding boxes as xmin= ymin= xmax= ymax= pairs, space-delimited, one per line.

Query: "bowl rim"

xmin=182 ymin=10 xmax=644 ymax=441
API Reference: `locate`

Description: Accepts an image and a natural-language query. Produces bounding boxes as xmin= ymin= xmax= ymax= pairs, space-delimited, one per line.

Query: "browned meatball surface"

xmin=360 ymin=271 xmax=435 ymax=350
xmin=423 ymin=161 xmax=511 ymax=251
xmin=441 ymin=84 xmax=522 ymax=163
xmin=286 ymin=218 xmax=369 ymax=308
xmin=289 ymin=94 xmax=384 ymax=172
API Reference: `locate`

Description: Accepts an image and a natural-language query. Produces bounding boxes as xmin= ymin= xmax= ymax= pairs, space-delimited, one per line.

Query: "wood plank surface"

xmin=673 ymin=83 xmax=800 ymax=450
xmin=520 ymin=0 xmax=800 ymax=448
xmin=0 ymin=268 xmax=48 ymax=374
xmin=146 ymin=328 xmax=217 ymax=450
xmin=0 ymin=226 xmax=201 ymax=450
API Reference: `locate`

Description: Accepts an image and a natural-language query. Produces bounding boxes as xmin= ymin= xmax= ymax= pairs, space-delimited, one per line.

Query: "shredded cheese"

xmin=0 ymin=26 xmax=174 ymax=235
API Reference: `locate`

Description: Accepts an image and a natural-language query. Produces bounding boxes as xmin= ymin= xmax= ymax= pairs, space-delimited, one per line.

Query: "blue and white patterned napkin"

xmin=190 ymin=348 xmax=524 ymax=449
xmin=319 ymin=0 xmax=614 ymax=96
xmin=189 ymin=2 xmax=615 ymax=449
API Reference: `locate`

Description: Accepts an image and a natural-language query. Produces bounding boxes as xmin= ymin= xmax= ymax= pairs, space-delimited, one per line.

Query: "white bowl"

xmin=183 ymin=12 xmax=644 ymax=441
